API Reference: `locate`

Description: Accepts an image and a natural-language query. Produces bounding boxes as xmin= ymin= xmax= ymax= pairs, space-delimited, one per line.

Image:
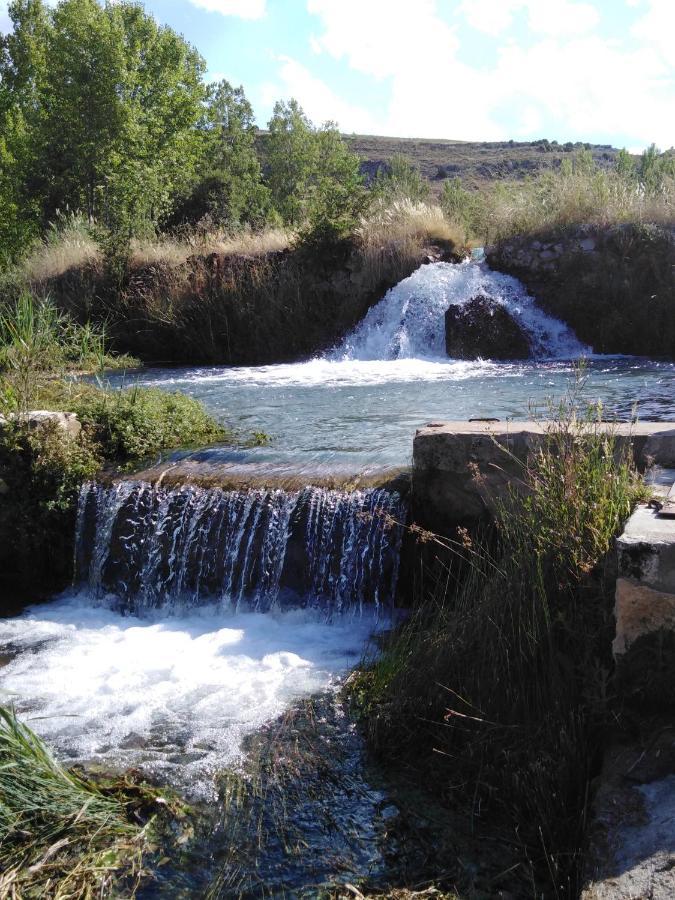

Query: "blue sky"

xmin=2 ymin=1 xmax=673 ymax=149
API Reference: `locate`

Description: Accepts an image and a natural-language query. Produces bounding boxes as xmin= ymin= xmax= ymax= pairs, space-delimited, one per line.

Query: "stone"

xmin=580 ymin=237 xmax=596 ymax=252
xmin=613 ymin=578 xmax=675 ymax=656
xmin=445 ymin=295 xmax=532 ymax=361
xmin=412 ymin=421 xmax=675 ymax=534
xmin=613 ymin=503 xmax=675 ymax=660
xmin=582 ymin=732 xmax=675 ymax=900
xmin=0 ymin=410 xmax=82 ymax=439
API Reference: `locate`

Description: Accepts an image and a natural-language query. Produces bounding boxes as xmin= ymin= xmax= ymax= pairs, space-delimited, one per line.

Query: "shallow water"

xmin=107 ymin=357 xmax=675 ymax=471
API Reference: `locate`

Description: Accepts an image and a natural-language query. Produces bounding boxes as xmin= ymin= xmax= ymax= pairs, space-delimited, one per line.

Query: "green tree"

xmin=266 ymin=99 xmax=366 ymax=242
xmin=373 ymin=154 xmax=430 ymax=203
xmin=0 ymin=0 xmax=207 ymax=245
xmin=266 ymin=98 xmax=316 ymax=225
xmin=171 ymin=79 xmax=271 ymax=229
xmin=301 ymin=124 xmax=367 ymax=246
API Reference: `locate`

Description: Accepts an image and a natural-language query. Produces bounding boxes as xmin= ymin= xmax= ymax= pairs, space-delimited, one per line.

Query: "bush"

xmin=356 ymin=403 xmax=647 ymax=894
xmin=70 ymin=384 xmax=227 ymax=462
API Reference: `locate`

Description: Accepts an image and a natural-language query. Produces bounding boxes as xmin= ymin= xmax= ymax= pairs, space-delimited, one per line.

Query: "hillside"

xmin=344 ymin=134 xmax=621 ymax=192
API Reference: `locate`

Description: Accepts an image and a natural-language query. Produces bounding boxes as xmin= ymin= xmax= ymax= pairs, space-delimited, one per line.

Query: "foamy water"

xmin=333 ymin=260 xmax=589 ymax=361
xmin=0 ymin=596 xmax=381 ymax=797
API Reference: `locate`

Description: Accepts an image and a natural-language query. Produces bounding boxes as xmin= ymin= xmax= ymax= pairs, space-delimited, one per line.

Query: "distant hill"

xmin=256 ymin=131 xmax=622 ymax=195
xmin=343 ymin=135 xmax=621 ymax=193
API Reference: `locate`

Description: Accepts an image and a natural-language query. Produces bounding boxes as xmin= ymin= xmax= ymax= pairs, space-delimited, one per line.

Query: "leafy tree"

xmin=0 ymin=0 xmax=207 ymax=248
xmin=266 ymin=99 xmax=366 ymax=243
xmin=372 ymin=154 xmax=429 ymax=203
xmin=170 ymin=79 xmax=272 ymax=229
xmin=301 ymin=124 xmax=367 ymax=246
xmin=266 ymin=98 xmax=316 ymax=225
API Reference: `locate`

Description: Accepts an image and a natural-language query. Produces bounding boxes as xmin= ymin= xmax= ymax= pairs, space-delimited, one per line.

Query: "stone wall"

xmin=486 ymin=223 xmax=675 ymax=357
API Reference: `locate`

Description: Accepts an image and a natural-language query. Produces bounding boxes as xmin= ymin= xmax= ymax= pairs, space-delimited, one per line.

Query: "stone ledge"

xmin=412 ymin=420 xmax=675 ymax=533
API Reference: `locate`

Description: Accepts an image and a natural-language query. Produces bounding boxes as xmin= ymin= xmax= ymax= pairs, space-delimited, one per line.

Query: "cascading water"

xmin=0 ymin=481 xmax=406 ymax=794
xmin=76 ymin=480 xmax=406 ymax=616
xmin=333 ymin=259 xmax=589 ymax=361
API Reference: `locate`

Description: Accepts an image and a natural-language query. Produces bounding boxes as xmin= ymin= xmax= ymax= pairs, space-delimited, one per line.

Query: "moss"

xmin=0 ymin=420 xmax=101 ymax=593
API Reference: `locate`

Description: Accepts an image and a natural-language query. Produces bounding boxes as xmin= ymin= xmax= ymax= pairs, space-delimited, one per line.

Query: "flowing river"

xmin=1 ymin=258 xmax=674 ymax=892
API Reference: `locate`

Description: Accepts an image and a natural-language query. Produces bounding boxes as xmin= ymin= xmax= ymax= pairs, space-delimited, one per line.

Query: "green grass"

xmin=0 ymin=706 xmax=152 ymax=898
xmin=355 ymin=402 xmax=648 ymax=895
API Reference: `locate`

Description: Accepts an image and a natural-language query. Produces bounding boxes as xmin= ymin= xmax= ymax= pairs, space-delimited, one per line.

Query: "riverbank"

xmin=13 ymin=207 xmax=463 ymax=366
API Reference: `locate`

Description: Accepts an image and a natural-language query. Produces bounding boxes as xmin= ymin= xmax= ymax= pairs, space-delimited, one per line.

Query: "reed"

xmin=357 ymin=398 xmax=648 ymax=895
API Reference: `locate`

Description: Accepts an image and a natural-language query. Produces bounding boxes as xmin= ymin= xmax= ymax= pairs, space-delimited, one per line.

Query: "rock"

xmin=0 ymin=410 xmax=82 ymax=439
xmin=445 ymin=295 xmax=532 ymax=360
xmin=412 ymin=421 xmax=675 ymax=534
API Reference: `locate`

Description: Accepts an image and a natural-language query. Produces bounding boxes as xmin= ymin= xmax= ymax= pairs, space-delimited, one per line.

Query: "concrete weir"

xmin=411 ymin=420 xmax=675 ymax=899
xmin=412 ymin=420 xmax=675 ymax=534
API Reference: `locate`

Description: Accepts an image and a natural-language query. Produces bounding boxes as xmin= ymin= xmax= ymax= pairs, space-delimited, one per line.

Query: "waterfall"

xmin=332 ymin=259 xmax=589 ymax=361
xmin=75 ymin=481 xmax=407 ymax=615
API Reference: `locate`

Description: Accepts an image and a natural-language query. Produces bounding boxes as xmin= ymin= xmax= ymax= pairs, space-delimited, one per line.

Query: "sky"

xmin=1 ymin=0 xmax=673 ymax=150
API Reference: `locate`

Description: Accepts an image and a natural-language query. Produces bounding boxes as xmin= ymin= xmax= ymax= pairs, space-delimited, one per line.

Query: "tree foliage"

xmin=0 ymin=0 xmax=207 ymax=253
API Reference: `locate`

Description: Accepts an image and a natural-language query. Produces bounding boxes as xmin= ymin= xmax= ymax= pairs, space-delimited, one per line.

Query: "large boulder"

xmin=0 ymin=410 xmax=82 ymax=439
xmin=445 ymin=294 xmax=531 ymax=360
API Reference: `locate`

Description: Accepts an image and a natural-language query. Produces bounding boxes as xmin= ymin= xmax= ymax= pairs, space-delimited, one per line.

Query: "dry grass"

xmin=358 ymin=199 xmax=464 ymax=248
xmin=22 ymin=216 xmax=102 ymax=283
xmin=356 ymin=200 xmax=466 ymax=287
xmin=130 ymin=227 xmax=292 ymax=269
xmin=486 ymin=169 xmax=675 ymax=242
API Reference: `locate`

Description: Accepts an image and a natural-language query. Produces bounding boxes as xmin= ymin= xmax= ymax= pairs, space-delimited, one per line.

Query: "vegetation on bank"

xmin=0 ymin=292 xmax=228 ymax=594
xmin=353 ymin=403 xmax=648 ymax=896
xmin=0 ymin=705 xmax=182 ymax=898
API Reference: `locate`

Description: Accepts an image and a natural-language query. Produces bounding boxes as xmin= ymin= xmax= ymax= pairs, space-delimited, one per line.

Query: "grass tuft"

xmin=356 ymin=398 xmax=648 ymax=895
xmin=0 ymin=705 xmax=146 ymax=898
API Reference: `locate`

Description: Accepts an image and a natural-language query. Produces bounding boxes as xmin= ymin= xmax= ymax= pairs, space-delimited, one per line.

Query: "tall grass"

xmin=20 ymin=214 xmax=102 ymax=284
xmin=0 ymin=706 xmax=145 ymax=898
xmin=129 ymin=226 xmax=293 ymax=270
xmin=0 ymin=292 xmax=135 ymax=414
xmin=358 ymin=403 xmax=647 ymax=895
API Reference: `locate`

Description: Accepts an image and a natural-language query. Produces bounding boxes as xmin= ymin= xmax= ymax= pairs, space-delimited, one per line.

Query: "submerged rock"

xmin=444 ymin=294 xmax=531 ymax=360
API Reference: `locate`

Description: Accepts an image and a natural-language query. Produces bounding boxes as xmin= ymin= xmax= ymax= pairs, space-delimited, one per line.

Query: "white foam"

xmin=0 ymin=595 xmax=381 ymax=797
xmin=333 ymin=260 xmax=589 ymax=361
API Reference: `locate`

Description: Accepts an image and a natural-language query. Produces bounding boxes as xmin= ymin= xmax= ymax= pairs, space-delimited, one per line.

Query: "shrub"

xmin=356 ymin=403 xmax=647 ymax=894
xmin=69 ymin=383 xmax=227 ymax=462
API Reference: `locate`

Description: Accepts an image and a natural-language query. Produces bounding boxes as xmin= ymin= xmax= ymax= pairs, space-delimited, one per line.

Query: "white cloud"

xmin=631 ymin=0 xmax=675 ymax=67
xmin=188 ymin=0 xmax=266 ymax=18
xmin=458 ymin=0 xmax=600 ymax=37
xmin=303 ymin=0 xmax=674 ymax=147
xmin=260 ymin=56 xmax=379 ymax=132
